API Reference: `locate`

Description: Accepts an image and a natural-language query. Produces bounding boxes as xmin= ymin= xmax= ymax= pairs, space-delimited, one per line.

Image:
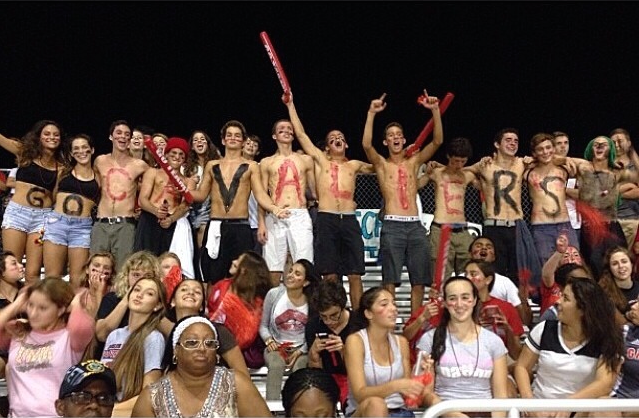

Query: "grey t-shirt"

xmin=416 ymin=327 xmax=507 ymax=400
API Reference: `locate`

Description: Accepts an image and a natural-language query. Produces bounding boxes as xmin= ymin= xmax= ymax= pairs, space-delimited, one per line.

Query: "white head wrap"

xmin=172 ymin=316 xmax=218 ymax=348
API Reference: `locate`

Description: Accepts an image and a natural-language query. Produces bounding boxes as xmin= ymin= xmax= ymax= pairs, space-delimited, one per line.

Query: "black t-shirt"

xmin=305 ymin=310 xmax=357 ymax=375
xmin=94 ymin=292 xmax=130 ymax=358
xmin=621 ymin=280 xmax=639 ymax=312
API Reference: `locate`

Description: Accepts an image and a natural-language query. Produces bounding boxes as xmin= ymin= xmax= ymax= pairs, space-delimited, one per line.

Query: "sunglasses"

xmin=179 ymin=339 xmax=220 ymax=350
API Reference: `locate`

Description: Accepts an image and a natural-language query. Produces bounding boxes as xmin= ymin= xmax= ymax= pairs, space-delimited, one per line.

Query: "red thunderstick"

xmin=143 ymin=137 xmax=194 ymax=204
xmin=260 ymin=31 xmax=291 ymax=99
xmin=405 ymin=92 xmax=455 ymax=157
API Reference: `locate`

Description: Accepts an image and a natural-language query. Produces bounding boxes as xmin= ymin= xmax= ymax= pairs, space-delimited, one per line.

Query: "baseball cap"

xmin=59 ymin=360 xmax=117 ymax=399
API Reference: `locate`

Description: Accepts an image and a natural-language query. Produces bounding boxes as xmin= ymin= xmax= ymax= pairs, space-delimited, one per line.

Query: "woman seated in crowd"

xmin=208 ymin=251 xmax=271 ymax=368
xmin=159 ymin=269 xmax=249 ymax=376
xmin=0 ymin=277 xmax=95 ymax=417
xmin=598 ymin=246 xmax=639 ymax=326
xmin=131 ymin=315 xmax=270 ymax=417
xmin=464 ymin=260 xmax=524 ymax=361
xmin=539 ymin=263 xmax=594 ymax=322
xmin=80 ymin=251 xmax=116 ymax=317
xmin=158 ymin=251 xmax=182 ymax=279
xmin=306 ymin=279 xmax=357 ymax=410
xmin=611 ymin=298 xmax=639 ymax=406
xmin=416 ymin=276 xmax=508 ymax=417
xmin=100 ymin=276 xmax=166 ymax=409
xmin=344 ymin=286 xmax=426 ymax=418
xmin=43 ymin=134 xmax=100 ymax=290
xmin=540 ymin=233 xmax=586 ymax=316
xmin=260 ymin=259 xmax=320 ymax=400
xmin=93 ymin=250 xmax=160 ymax=356
xmin=514 ymin=278 xmax=624 ymax=415
xmin=0 ymin=251 xmax=25 ymax=310
xmin=282 ymin=367 xmax=341 ymax=418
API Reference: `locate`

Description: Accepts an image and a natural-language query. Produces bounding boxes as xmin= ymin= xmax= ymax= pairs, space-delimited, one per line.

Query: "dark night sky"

xmin=1 ymin=2 xmax=638 ymax=166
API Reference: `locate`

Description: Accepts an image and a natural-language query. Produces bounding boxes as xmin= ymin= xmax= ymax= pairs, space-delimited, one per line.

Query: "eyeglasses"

xmin=63 ymin=391 xmax=116 ymax=407
xmin=319 ymin=309 xmax=343 ymax=323
xmin=179 ymin=339 xmax=220 ymax=350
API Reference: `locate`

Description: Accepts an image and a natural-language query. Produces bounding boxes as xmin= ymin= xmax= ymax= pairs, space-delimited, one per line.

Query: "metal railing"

xmin=422 ymin=398 xmax=639 ymax=418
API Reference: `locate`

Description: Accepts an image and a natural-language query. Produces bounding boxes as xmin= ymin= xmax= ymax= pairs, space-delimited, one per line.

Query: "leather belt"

xmin=483 ymin=219 xmax=517 ymax=227
xmin=96 ymin=216 xmax=136 ymax=225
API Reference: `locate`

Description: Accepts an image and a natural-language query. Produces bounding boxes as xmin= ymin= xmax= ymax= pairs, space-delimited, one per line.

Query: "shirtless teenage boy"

xmin=362 ymin=91 xmax=443 ymax=314
xmin=525 ymin=133 xmax=578 ymax=266
xmin=420 ymin=137 xmax=477 ymax=278
xmin=91 ymin=120 xmax=149 ymax=270
xmin=466 ymin=128 xmax=539 ymax=287
xmin=258 ymin=118 xmax=315 ymax=287
xmin=567 ymin=136 xmax=638 ymax=278
xmin=191 ymin=120 xmax=287 ymax=289
xmin=133 ymin=137 xmax=191 ymax=257
xmin=284 ymin=92 xmax=373 ymax=310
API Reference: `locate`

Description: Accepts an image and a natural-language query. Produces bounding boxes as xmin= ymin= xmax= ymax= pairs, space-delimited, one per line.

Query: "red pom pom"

xmin=163 ymin=265 xmax=183 ymax=300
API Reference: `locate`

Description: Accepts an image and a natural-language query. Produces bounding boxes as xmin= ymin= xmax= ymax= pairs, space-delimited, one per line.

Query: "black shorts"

xmin=314 ymin=212 xmax=365 ymax=276
xmin=200 ymin=219 xmax=254 ymax=284
xmin=133 ymin=210 xmax=175 ymax=256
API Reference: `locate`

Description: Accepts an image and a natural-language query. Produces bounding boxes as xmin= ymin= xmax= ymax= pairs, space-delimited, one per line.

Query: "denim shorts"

xmin=188 ymin=197 xmax=211 ymax=229
xmin=1 ymin=200 xmax=52 ymax=235
xmin=42 ymin=212 xmax=93 ymax=248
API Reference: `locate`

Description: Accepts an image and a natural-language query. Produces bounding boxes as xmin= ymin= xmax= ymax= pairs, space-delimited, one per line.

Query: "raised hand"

xmin=282 ymin=91 xmax=293 ymax=105
xmin=555 ymin=233 xmax=569 ymax=254
xmin=368 ymin=93 xmax=387 ymax=113
xmin=417 ymin=89 xmax=439 ymax=110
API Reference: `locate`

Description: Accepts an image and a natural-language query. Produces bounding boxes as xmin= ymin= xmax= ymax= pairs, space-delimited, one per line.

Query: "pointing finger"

xmin=379 ymin=93 xmax=387 ymax=101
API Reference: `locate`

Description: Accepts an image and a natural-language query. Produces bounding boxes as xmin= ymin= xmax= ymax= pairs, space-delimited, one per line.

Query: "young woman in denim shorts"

xmin=43 ymin=134 xmax=100 ymax=289
xmin=183 ymin=130 xmax=221 ymax=276
xmin=0 ymin=120 xmax=66 ymax=284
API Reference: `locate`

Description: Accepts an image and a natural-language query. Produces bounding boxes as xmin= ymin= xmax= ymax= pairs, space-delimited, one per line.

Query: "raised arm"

xmin=362 ymin=94 xmax=387 ymax=166
xmin=284 ymin=92 xmax=324 ymax=161
xmin=0 ymin=133 xmax=21 ymax=156
xmin=542 ymin=234 xmax=568 ymax=288
xmin=415 ymin=90 xmax=443 ymax=165
xmin=189 ymin=161 xmax=213 ymax=203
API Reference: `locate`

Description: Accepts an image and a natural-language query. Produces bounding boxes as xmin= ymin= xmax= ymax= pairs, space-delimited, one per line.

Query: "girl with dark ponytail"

xmin=416 ymin=276 xmax=509 ymax=416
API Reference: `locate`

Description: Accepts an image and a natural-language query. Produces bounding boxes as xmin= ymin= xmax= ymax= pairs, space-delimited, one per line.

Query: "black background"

xmin=1 ymin=2 xmax=638 ymax=166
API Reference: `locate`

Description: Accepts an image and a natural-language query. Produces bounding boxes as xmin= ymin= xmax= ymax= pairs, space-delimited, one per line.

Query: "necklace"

xmin=594 ymin=171 xmax=611 ymax=197
xmin=36 ymin=158 xmax=58 ymax=189
xmin=369 ymin=331 xmax=393 ymax=385
xmin=448 ymin=325 xmax=480 ymax=378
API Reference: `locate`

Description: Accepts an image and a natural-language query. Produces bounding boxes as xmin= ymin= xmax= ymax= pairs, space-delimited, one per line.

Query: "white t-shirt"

xmin=454 ymin=272 xmax=522 ymax=307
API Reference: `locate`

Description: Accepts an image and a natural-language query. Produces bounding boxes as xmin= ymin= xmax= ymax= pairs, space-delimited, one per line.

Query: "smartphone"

xmin=316 ymin=332 xmax=329 ymax=340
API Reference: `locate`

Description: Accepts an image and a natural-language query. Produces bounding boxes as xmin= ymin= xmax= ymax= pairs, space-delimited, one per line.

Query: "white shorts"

xmin=263 ymin=209 xmax=314 ymax=271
